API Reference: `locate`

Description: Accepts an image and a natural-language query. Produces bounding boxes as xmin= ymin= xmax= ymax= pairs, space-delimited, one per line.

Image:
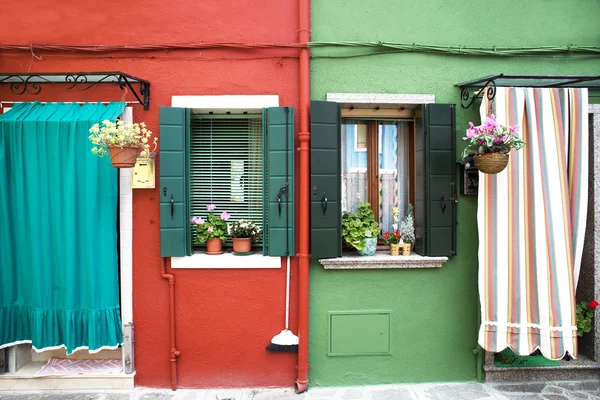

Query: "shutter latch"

xmin=276 ymin=183 xmax=289 ymax=219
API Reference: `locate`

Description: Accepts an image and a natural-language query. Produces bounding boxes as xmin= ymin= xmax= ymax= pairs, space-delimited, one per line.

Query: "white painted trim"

xmin=172 ymin=252 xmax=281 ymax=269
xmin=327 ymin=93 xmax=435 ymax=105
xmin=171 ymin=95 xmax=279 ymax=113
xmin=119 ymin=107 xmax=133 ymax=328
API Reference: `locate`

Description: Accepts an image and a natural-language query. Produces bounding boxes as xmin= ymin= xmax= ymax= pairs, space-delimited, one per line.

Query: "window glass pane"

xmin=378 ymin=122 xmax=409 ymax=235
xmin=341 ymin=121 xmax=368 ymax=213
xmin=190 ymin=116 xmax=263 ymax=245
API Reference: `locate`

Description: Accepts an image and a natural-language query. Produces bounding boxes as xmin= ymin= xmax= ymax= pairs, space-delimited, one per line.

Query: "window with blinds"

xmin=190 ymin=115 xmax=264 ymax=245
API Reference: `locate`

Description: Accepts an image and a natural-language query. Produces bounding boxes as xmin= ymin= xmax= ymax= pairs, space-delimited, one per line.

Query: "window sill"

xmin=318 ymin=251 xmax=448 ymax=270
xmin=171 ymin=251 xmax=280 ymax=269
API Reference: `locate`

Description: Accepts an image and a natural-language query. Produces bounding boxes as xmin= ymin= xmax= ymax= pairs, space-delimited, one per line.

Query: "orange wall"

xmin=0 ymin=0 xmax=300 ymax=388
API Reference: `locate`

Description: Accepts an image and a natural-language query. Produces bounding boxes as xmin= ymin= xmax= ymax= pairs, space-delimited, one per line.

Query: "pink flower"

xmin=482 ymin=114 xmax=498 ymax=132
xmin=493 ymin=136 xmax=507 ymax=144
xmin=508 ymin=125 xmax=519 ymax=134
xmin=465 ymin=122 xmax=479 ymax=139
xmin=190 ymin=217 xmax=205 ymax=225
xmin=207 ymin=226 xmax=214 ymax=233
xmin=207 ymin=204 xmax=217 ymax=211
xmin=220 ymin=212 xmax=231 ymax=221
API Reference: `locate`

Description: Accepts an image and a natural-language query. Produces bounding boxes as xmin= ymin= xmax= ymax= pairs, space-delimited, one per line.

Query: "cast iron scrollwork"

xmin=460 ymin=78 xmax=497 ymax=109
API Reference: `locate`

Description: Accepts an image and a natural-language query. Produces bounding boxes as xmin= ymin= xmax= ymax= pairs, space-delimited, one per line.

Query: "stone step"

xmin=484 ymin=352 xmax=600 ymax=382
xmin=0 ymin=362 xmax=134 ymax=390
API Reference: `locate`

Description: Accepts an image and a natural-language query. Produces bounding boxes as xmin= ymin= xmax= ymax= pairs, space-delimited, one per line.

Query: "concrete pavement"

xmin=1 ymin=380 xmax=600 ymax=400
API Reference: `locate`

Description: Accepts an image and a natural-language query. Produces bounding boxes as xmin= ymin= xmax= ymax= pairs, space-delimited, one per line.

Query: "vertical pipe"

xmin=295 ymin=0 xmax=311 ymax=394
xmin=161 ymin=257 xmax=181 ymax=391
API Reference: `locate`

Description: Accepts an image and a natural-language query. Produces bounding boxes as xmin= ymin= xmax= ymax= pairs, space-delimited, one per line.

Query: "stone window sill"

xmin=318 ymin=251 xmax=448 ymax=270
xmin=171 ymin=251 xmax=280 ymax=269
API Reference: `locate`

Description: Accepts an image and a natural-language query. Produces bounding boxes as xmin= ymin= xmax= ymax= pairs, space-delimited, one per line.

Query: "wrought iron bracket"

xmin=457 ymin=77 xmax=497 ymax=109
xmin=456 ymin=73 xmax=600 ymax=109
xmin=0 ymin=72 xmax=151 ymax=110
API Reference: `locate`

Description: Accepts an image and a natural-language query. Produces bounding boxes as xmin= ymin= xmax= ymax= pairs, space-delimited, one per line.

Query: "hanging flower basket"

xmin=473 ymin=152 xmax=509 ymax=174
xmin=108 ymin=145 xmax=140 ymax=168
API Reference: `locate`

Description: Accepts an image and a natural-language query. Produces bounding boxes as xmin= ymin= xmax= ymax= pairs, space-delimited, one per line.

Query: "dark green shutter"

xmin=263 ymin=106 xmax=295 ymax=257
xmin=415 ymin=104 xmax=457 ymax=257
xmin=159 ymin=107 xmax=191 ymax=257
xmin=310 ymin=101 xmax=342 ymax=259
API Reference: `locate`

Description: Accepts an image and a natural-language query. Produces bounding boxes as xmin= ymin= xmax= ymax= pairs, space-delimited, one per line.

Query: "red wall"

xmin=0 ymin=0 xmax=300 ymax=388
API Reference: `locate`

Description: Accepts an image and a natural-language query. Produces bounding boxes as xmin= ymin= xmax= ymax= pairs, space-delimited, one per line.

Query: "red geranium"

xmin=383 ymin=231 xmax=401 ymax=245
xmin=589 ymin=300 xmax=599 ymax=309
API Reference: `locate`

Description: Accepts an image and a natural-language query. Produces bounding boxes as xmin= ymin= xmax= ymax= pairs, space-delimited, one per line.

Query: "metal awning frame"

xmin=0 ymin=72 xmax=150 ymax=110
xmin=456 ymin=74 xmax=600 ymax=109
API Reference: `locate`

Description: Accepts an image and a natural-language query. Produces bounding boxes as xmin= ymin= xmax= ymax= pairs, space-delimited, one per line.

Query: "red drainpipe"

xmin=161 ymin=257 xmax=181 ymax=391
xmin=295 ymin=0 xmax=311 ymax=393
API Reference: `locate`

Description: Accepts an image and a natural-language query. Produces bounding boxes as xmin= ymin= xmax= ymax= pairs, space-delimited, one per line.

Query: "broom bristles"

xmin=266 ymin=329 xmax=298 ymax=353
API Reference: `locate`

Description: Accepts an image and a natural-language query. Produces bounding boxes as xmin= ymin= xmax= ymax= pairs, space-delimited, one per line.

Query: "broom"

xmin=266 ymin=256 xmax=298 ymax=352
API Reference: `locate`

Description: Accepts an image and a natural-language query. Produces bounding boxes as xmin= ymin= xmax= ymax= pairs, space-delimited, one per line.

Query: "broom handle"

xmin=285 ymin=256 xmax=290 ymax=330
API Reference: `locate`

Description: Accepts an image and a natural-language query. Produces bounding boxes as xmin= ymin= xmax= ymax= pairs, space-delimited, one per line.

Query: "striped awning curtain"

xmin=477 ymin=87 xmax=589 ymax=360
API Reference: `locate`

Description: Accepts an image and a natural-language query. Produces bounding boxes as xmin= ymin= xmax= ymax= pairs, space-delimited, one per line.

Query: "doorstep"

xmin=0 ymin=362 xmax=134 ymax=390
xmin=484 ymin=351 xmax=600 ymax=382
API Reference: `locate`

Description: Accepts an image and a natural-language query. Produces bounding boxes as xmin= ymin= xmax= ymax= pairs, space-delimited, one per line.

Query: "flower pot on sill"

xmin=389 ymin=243 xmax=401 ymax=256
xmin=232 ymin=237 xmax=252 ymax=253
xmin=206 ymin=238 xmax=223 ymax=255
xmin=473 ymin=153 xmax=509 ymax=175
xmin=402 ymin=243 xmax=412 ymax=256
xmin=357 ymin=237 xmax=377 ymax=256
xmin=108 ymin=145 xmax=140 ymax=168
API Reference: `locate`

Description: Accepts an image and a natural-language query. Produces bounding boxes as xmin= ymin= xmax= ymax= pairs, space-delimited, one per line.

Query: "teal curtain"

xmin=0 ymin=102 xmax=125 ymax=354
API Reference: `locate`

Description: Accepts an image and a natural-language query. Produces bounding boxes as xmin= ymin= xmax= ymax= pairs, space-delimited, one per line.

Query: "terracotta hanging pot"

xmin=232 ymin=238 xmax=252 ymax=253
xmin=473 ymin=152 xmax=509 ymax=175
xmin=389 ymin=243 xmax=401 ymax=256
xmin=206 ymin=238 xmax=223 ymax=255
xmin=108 ymin=145 xmax=140 ymax=168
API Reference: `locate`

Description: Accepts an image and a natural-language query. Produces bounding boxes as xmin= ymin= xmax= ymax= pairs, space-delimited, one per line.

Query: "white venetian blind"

xmin=190 ymin=115 xmax=264 ymax=242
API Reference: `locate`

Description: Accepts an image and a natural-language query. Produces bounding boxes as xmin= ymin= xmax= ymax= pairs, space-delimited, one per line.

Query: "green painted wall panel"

xmin=309 ymin=0 xmax=599 ymax=387
xmin=329 ymin=312 xmax=391 ymax=356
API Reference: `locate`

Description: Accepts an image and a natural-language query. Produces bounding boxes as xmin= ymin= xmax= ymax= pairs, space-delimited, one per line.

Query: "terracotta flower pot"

xmin=108 ymin=145 xmax=140 ymax=168
xmin=232 ymin=237 xmax=252 ymax=253
xmin=473 ymin=152 xmax=509 ymax=174
xmin=206 ymin=238 xmax=223 ymax=255
xmin=389 ymin=243 xmax=401 ymax=256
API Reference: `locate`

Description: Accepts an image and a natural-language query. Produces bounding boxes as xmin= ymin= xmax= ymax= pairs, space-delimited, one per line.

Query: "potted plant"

xmin=190 ymin=204 xmax=230 ymax=255
xmin=341 ymin=202 xmax=380 ymax=256
xmin=461 ymin=114 xmax=525 ymax=174
xmin=576 ymin=299 xmax=598 ymax=337
xmin=228 ymin=219 xmax=262 ymax=254
xmin=399 ymin=204 xmax=415 ymax=255
xmin=383 ymin=231 xmax=402 ymax=255
xmin=89 ymin=119 xmax=158 ymax=168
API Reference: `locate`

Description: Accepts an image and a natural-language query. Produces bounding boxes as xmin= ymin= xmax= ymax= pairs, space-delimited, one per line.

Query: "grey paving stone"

xmin=104 ymin=394 xmax=133 ymax=400
xmin=542 ymin=395 xmax=569 ymax=400
xmin=338 ymin=388 xmax=367 ymax=400
xmin=543 ymin=386 xmax=565 ymax=395
xmin=370 ymin=388 xmax=416 ymax=400
xmin=421 ymin=383 xmax=494 ymax=400
xmin=139 ymin=393 xmax=175 ymax=400
xmin=555 ymin=381 xmax=600 ymax=392
xmin=39 ymin=395 xmax=101 ymax=400
xmin=503 ymin=395 xmax=544 ymax=400
xmin=567 ymin=392 xmax=591 ymax=400
xmin=304 ymin=388 xmax=339 ymax=400
xmin=249 ymin=389 xmax=306 ymax=400
xmin=493 ymin=383 xmax=547 ymax=393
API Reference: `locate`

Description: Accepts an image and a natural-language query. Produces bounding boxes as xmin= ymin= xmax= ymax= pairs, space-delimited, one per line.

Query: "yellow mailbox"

xmin=132 ymin=156 xmax=156 ymax=189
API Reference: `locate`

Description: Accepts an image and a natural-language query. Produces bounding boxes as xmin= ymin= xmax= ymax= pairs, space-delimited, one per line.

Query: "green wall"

xmin=309 ymin=0 xmax=600 ymax=387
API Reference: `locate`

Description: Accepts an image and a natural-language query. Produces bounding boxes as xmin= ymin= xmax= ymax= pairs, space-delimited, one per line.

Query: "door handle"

xmin=439 ymin=192 xmax=447 ymax=217
xmin=170 ymin=195 xmax=174 ymax=220
xmin=321 ymin=193 xmax=328 ymax=218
